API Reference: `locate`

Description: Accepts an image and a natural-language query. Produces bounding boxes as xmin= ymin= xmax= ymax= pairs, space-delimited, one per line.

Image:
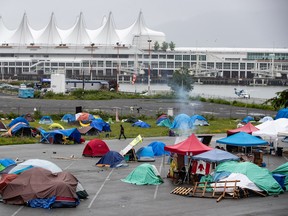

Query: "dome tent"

xmin=82 ymin=139 xmax=110 ymax=157
xmin=121 ymin=163 xmax=163 ymax=185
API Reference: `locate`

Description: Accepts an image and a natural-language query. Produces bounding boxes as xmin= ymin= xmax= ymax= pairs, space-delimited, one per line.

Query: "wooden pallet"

xmin=171 ymin=187 xmax=193 ymax=196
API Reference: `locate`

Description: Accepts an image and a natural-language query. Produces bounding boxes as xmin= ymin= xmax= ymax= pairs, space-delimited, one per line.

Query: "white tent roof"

xmin=0 ymin=16 xmax=15 ymax=43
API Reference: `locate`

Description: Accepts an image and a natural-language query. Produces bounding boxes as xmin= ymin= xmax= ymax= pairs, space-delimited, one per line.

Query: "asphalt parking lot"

xmin=1 ymin=135 xmax=288 ymax=216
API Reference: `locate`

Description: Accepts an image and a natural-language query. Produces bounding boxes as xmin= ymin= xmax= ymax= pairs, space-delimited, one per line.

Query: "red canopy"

xmin=227 ymin=122 xmax=259 ymax=135
xmin=164 ymin=134 xmax=212 ymax=156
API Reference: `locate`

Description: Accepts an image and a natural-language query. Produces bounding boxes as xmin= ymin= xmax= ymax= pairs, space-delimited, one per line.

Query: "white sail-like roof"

xmin=119 ymin=11 xmax=165 ymax=46
xmin=92 ymin=12 xmax=120 ymax=45
xmin=0 ymin=16 xmax=15 ymax=43
xmin=9 ymin=13 xmax=34 ymax=45
xmin=36 ymin=13 xmax=62 ymax=45
xmin=63 ymin=12 xmax=91 ymax=45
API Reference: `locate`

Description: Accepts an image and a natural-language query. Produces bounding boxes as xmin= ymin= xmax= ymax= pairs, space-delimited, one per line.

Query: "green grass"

xmin=0 ymin=118 xmax=237 ymax=145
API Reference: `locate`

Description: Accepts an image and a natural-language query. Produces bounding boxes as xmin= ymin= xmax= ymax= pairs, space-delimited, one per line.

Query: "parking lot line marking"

xmin=88 ymin=168 xmax=114 ymax=209
xmin=11 ymin=206 xmax=24 ymax=216
xmin=154 ymin=157 xmax=164 ymax=200
xmin=63 ymin=161 xmax=75 ymax=170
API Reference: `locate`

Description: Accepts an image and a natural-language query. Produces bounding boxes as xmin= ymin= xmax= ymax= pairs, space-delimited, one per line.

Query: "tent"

xmin=8 ymin=159 xmax=62 ymax=174
xmin=0 ymin=158 xmax=16 ymax=174
xmin=164 ymin=133 xmax=212 ymax=155
xmin=121 ymin=163 xmax=163 ymax=185
xmin=132 ymin=121 xmax=151 ymax=128
xmin=190 ymin=115 xmax=209 ymax=126
xmin=272 ymin=162 xmax=288 ymax=191
xmin=75 ymin=112 xmax=95 ymax=122
xmin=78 ymin=126 xmax=99 ymax=136
xmin=40 ymin=128 xmax=82 ymax=144
xmin=275 ymin=108 xmax=288 ymax=120
xmin=241 ymin=116 xmax=254 ymax=124
xmin=191 ymin=149 xmax=240 ymax=163
xmin=39 ymin=116 xmax=53 ymax=124
xmin=157 ymin=118 xmax=172 ymax=128
xmin=227 ymin=122 xmax=259 ymax=135
xmin=61 ymin=114 xmax=76 ymax=123
xmin=2 ymin=122 xmax=34 ymax=137
xmin=136 ymin=146 xmax=155 ymax=162
xmin=215 ymin=161 xmax=283 ymax=195
xmin=8 ymin=117 xmax=29 ymax=128
xmin=148 ymin=141 xmax=170 ymax=156
xmin=82 ymin=139 xmax=110 ymax=157
xmin=216 ymin=132 xmax=268 ymax=147
xmin=48 ymin=123 xmax=64 ymax=130
xmin=90 ymin=119 xmax=111 ymax=132
xmin=170 ymin=113 xmax=194 ymax=130
xmin=2 ymin=167 xmax=80 ymax=208
xmin=259 ymin=116 xmax=273 ymax=123
xmin=156 ymin=114 xmax=168 ymax=124
xmin=0 ymin=120 xmax=8 ymax=132
xmin=96 ymin=151 xmax=124 ymax=168
xmin=23 ymin=113 xmax=35 ymax=122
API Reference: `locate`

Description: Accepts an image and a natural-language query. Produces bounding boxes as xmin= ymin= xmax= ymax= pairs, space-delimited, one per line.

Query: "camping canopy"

xmin=227 ymin=122 xmax=259 ymax=135
xmin=82 ymin=139 xmax=110 ymax=157
xmin=192 ymin=149 xmax=240 ymax=163
xmin=216 ymin=132 xmax=268 ymax=147
xmin=164 ymin=133 xmax=212 ymax=155
xmin=215 ymin=161 xmax=283 ymax=195
xmin=121 ymin=163 xmax=163 ymax=185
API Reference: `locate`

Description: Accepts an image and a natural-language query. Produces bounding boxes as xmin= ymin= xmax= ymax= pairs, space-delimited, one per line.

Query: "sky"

xmin=0 ymin=0 xmax=287 ymax=48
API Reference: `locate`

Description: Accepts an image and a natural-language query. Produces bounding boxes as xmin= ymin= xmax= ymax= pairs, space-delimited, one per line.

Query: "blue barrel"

xmin=273 ymin=174 xmax=286 ymax=189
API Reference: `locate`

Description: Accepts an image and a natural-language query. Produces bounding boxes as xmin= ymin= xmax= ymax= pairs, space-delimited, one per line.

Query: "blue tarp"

xmin=170 ymin=113 xmax=193 ymax=130
xmin=8 ymin=117 xmax=29 ymax=128
xmin=96 ymin=151 xmax=124 ymax=168
xmin=192 ymin=149 xmax=240 ymax=163
xmin=216 ymin=132 xmax=268 ymax=147
xmin=40 ymin=128 xmax=81 ymax=144
xmin=275 ymin=108 xmax=288 ymax=120
xmin=132 ymin=121 xmax=151 ymax=128
xmin=11 ymin=123 xmax=31 ymax=135
xmin=148 ymin=141 xmax=170 ymax=156
xmin=241 ymin=116 xmax=254 ymax=123
xmin=90 ymin=119 xmax=111 ymax=132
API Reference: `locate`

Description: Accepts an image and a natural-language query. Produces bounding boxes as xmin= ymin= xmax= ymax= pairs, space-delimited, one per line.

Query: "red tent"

xmin=227 ymin=122 xmax=259 ymax=135
xmin=164 ymin=134 xmax=212 ymax=156
xmin=82 ymin=139 xmax=110 ymax=157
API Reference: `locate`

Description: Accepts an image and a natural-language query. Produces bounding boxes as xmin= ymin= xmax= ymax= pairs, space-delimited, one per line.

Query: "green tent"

xmin=121 ymin=163 xmax=164 ymax=185
xmin=157 ymin=118 xmax=172 ymax=128
xmin=272 ymin=162 xmax=288 ymax=191
xmin=215 ymin=161 xmax=283 ymax=195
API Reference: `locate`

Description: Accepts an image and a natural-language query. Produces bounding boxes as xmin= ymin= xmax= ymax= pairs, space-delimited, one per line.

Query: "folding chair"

xmin=38 ymin=128 xmax=50 ymax=144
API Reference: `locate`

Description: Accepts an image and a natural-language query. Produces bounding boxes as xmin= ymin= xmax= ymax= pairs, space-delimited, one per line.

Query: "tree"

xmin=168 ymin=67 xmax=194 ymax=96
xmin=169 ymin=41 xmax=175 ymax=51
xmin=154 ymin=41 xmax=160 ymax=51
xmin=161 ymin=42 xmax=169 ymax=52
xmin=264 ymin=89 xmax=288 ymax=110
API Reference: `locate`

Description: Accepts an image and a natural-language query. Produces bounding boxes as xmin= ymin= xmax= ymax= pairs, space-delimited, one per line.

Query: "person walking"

xmin=119 ymin=124 xmax=126 ymax=140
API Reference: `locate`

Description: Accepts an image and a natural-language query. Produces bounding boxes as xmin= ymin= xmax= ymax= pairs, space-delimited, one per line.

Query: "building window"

xmin=224 ymin=63 xmax=230 ymax=69
xmin=183 ymin=55 xmax=190 ymax=61
xmin=240 ymin=63 xmax=245 ymax=69
xmin=232 ymin=63 xmax=239 ymax=69
xmin=167 ymin=62 xmax=174 ymax=68
xmin=175 ymin=55 xmax=182 ymax=60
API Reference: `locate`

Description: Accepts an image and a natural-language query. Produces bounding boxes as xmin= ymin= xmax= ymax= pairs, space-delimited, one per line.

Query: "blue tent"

xmin=0 ymin=158 xmax=17 ymax=174
xmin=61 ymin=114 xmax=76 ymax=123
xmin=132 ymin=121 xmax=151 ymax=128
xmin=192 ymin=149 xmax=240 ymax=163
xmin=96 ymin=151 xmax=124 ymax=168
xmin=148 ymin=141 xmax=170 ymax=156
xmin=136 ymin=146 xmax=155 ymax=159
xmin=170 ymin=113 xmax=193 ymax=130
xmin=39 ymin=116 xmax=53 ymax=124
xmin=8 ymin=117 xmax=29 ymax=128
xmin=275 ymin=108 xmax=288 ymax=120
xmin=90 ymin=119 xmax=111 ymax=132
xmin=190 ymin=115 xmax=209 ymax=126
xmin=10 ymin=123 xmax=33 ymax=136
xmin=216 ymin=132 xmax=268 ymax=147
xmin=241 ymin=116 xmax=254 ymax=124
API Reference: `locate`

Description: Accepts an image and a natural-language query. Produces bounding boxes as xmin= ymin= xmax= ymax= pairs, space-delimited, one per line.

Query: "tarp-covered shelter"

xmin=2 ymin=167 xmax=80 ymax=208
xmin=227 ymin=122 xmax=259 ymax=135
xmin=96 ymin=151 xmax=124 ymax=168
xmin=77 ymin=126 xmax=99 ymax=136
xmin=82 ymin=139 xmax=110 ymax=157
xmin=241 ymin=116 xmax=254 ymax=124
xmin=75 ymin=112 xmax=95 ymax=122
xmin=121 ymin=163 xmax=163 ymax=185
xmin=39 ymin=116 xmax=53 ymax=125
xmin=148 ymin=141 xmax=170 ymax=156
xmin=275 ymin=108 xmax=288 ymax=120
xmin=272 ymin=162 xmax=288 ymax=191
xmin=90 ymin=119 xmax=111 ymax=132
xmin=40 ymin=128 xmax=81 ymax=144
xmin=215 ymin=161 xmax=284 ymax=195
xmin=216 ymin=132 xmax=268 ymax=147
xmin=8 ymin=117 xmax=29 ymax=128
xmin=3 ymin=122 xmax=34 ymax=137
xmin=136 ymin=146 xmax=155 ymax=162
xmin=132 ymin=121 xmax=151 ymax=128
xmin=191 ymin=149 xmax=240 ymax=163
xmin=164 ymin=134 xmax=212 ymax=155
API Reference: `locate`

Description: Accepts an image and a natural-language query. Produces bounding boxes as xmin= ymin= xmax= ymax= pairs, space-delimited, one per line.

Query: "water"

xmin=118 ymin=83 xmax=287 ymax=100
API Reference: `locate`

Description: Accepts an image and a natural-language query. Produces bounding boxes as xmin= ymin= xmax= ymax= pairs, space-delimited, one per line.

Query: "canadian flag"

xmin=191 ymin=160 xmax=211 ymax=175
xmin=132 ymin=74 xmax=137 ymax=85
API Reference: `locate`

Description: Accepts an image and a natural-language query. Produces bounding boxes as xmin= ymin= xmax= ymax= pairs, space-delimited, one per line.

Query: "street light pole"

xmin=116 ymin=42 xmax=121 ymax=92
xmin=90 ymin=43 xmax=95 ymax=80
xmin=147 ymin=39 xmax=152 ymax=95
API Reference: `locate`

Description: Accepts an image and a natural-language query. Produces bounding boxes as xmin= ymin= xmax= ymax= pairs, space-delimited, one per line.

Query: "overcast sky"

xmin=0 ymin=0 xmax=287 ymax=48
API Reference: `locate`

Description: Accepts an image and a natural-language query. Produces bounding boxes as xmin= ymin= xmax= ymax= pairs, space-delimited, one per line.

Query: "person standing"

xmin=119 ymin=124 xmax=126 ymax=140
